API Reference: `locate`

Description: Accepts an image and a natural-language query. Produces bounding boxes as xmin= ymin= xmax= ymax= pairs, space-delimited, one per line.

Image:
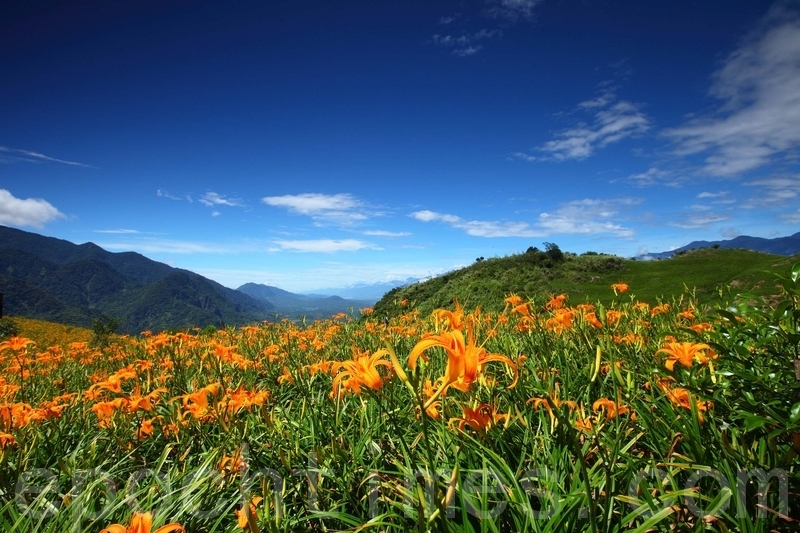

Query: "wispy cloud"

xmin=536 ymin=199 xmax=640 ymax=238
xmin=94 ymin=229 xmax=141 ymax=234
xmin=262 ymin=193 xmax=370 ymax=226
xmin=199 ymin=191 xmax=243 ymax=207
xmin=439 ymin=14 xmax=461 ymax=25
xmin=411 ymin=198 xmax=638 ymax=238
xmin=742 ymin=174 xmax=800 ymax=207
xmin=627 ymin=167 xmax=679 ymax=187
xmin=0 ymin=146 xmax=95 ymax=168
xmin=411 ymin=210 xmax=544 ymax=237
xmin=0 ymin=189 xmax=65 ymax=229
xmin=97 ymin=238 xmax=237 ymax=254
xmin=663 ymin=3 xmax=800 ymax=176
xmin=485 ymin=0 xmax=541 ymax=21
xmin=362 ymin=230 xmax=411 ymax=237
xmin=781 ymin=208 xmax=800 ymax=224
xmin=431 ymin=29 xmax=500 ymax=57
xmin=696 ymin=191 xmax=736 ymax=204
xmin=269 ymin=239 xmax=378 ymax=253
xmin=157 ymin=189 xmax=182 ymax=201
xmin=531 ymin=90 xmax=649 ymax=161
xmin=510 ymin=152 xmax=537 ymax=162
xmin=666 ymin=212 xmax=731 ymax=229
xmin=512 ymin=89 xmax=658 ymax=161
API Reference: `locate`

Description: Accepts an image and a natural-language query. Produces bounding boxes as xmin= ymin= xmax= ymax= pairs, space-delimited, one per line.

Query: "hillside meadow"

xmin=0 ymin=260 xmax=798 ymax=532
xmin=374 ymin=248 xmax=800 ymax=320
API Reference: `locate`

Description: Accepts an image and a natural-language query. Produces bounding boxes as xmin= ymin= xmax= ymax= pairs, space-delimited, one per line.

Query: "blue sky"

xmin=2 ymin=0 xmax=800 ymax=293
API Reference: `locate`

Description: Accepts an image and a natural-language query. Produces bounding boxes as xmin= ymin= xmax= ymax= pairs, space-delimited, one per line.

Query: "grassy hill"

xmin=373 ymin=246 xmax=800 ymax=318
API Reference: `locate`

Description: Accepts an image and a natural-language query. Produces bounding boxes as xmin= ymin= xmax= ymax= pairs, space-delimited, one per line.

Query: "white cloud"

xmin=95 ymin=238 xmax=237 ymax=254
xmin=627 ymin=167 xmax=678 ymax=187
xmin=0 ymin=146 xmax=95 ymax=168
xmin=781 ymin=208 xmax=800 ymax=223
xmin=696 ymin=191 xmax=736 ymax=204
xmin=742 ymin=174 xmax=800 ymax=207
xmin=536 ymin=198 xmax=639 ymax=238
xmin=0 ymin=189 xmax=65 ymax=229
xmin=537 ymin=94 xmax=649 ymax=160
xmin=432 ymin=29 xmax=500 ymax=57
xmin=667 ymin=213 xmax=731 ymax=229
xmin=411 ymin=210 xmax=545 ymax=237
xmin=486 ymin=0 xmax=540 ymax=21
xmin=577 ymin=91 xmax=616 ymax=109
xmin=199 ymin=191 xmax=243 ymax=207
xmin=269 ymin=239 xmax=378 ymax=253
xmin=411 ymin=198 xmax=638 ymax=238
xmin=511 ymin=152 xmax=537 ymax=162
xmin=94 ymin=229 xmax=141 ymax=234
xmin=157 ymin=189 xmax=182 ymax=200
xmin=664 ymin=3 xmax=800 ymax=176
xmin=453 ymin=45 xmax=482 ymax=57
xmin=262 ymin=193 xmax=369 ymax=225
xmin=362 ymin=230 xmax=411 ymax=237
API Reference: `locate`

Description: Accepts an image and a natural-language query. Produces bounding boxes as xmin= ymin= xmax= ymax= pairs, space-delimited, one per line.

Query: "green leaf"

xmin=743 ymin=414 xmax=772 ymax=431
xmin=791 ymin=261 xmax=800 ymax=283
xmin=773 ymin=300 xmax=793 ymax=321
xmin=790 ymin=402 xmax=800 ymax=424
xmin=742 ymin=390 xmax=756 ymax=405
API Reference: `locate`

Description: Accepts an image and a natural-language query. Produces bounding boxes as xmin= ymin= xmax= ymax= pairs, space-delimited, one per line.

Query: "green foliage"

xmin=199 ymin=324 xmax=218 ymax=336
xmin=90 ymin=314 xmax=121 ymax=347
xmin=0 ymin=317 xmax=19 ymax=340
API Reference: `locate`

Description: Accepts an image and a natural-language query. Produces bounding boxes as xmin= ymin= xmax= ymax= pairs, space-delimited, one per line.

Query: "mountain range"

xmin=2 ymin=225 xmax=798 ymax=334
xmin=638 ymin=231 xmax=800 ymax=260
xmin=0 ymin=225 xmax=377 ymax=333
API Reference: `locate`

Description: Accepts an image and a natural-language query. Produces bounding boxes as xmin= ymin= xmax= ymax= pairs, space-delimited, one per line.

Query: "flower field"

xmin=1 ymin=265 xmax=799 ymax=532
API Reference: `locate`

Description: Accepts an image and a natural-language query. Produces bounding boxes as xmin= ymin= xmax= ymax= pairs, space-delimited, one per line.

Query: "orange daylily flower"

xmin=0 ymin=432 xmax=16 ymax=448
xmin=136 ymin=419 xmax=156 ymax=440
xmin=657 ymin=341 xmax=714 ymax=371
xmin=665 ymin=387 xmax=711 ymax=423
xmin=235 ymin=496 xmax=263 ymax=529
xmin=611 ymin=283 xmax=629 ymax=295
xmin=605 ymin=310 xmax=622 ymax=326
xmin=653 ymin=379 xmax=712 ymax=423
xmin=545 ymin=294 xmax=567 ymax=310
xmin=331 ymin=348 xmax=392 ymax=397
xmin=592 ymin=398 xmax=635 ymax=421
xmin=545 ymin=308 xmax=575 ymax=333
xmin=99 ymin=511 xmax=184 ymax=533
xmin=650 ymin=303 xmax=671 ymax=316
xmin=432 ymin=300 xmax=465 ymax=331
xmin=574 ymin=415 xmax=593 ymax=433
xmin=450 ymin=403 xmax=509 ymax=433
xmin=409 ymin=319 xmax=517 ymax=404
xmin=419 ymin=379 xmax=444 ymax=420
xmin=92 ymin=398 xmax=126 ymax=428
xmin=527 ymin=385 xmax=578 ymax=426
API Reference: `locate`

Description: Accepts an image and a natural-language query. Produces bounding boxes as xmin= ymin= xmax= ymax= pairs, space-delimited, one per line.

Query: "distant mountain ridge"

xmin=639 ymin=231 xmax=800 ymax=259
xmin=308 ymin=277 xmax=421 ymax=300
xmin=0 ymin=225 xmax=376 ymax=333
xmin=0 ymin=225 xmax=273 ymax=333
xmin=237 ymin=283 xmax=373 ymax=319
